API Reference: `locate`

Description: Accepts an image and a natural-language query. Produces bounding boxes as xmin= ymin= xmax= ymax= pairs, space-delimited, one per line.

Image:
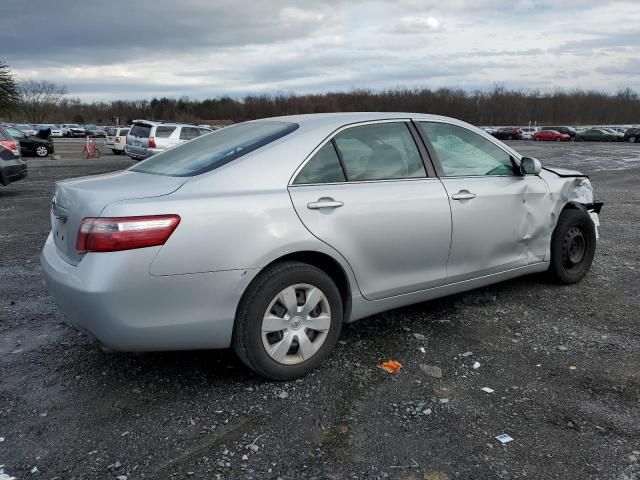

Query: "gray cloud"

xmin=0 ymin=0 xmax=638 ymax=100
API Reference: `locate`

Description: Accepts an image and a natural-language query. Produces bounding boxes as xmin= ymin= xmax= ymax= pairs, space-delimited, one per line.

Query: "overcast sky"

xmin=2 ymin=0 xmax=639 ymax=101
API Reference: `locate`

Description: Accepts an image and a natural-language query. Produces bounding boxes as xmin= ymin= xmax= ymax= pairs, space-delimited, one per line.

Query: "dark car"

xmin=623 ymin=127 xmax=640 ymax=143
xmin=0 ymin=126 xmax=27 ymax=186
xmin=491 ymin=127 xmax=522 ymax=140
xmin=84 ymin=125 xmax=107 ymax=137
xmin=5 ymin=126 xmax=55 ymax=157
xmin=541 ymin=126 xmax=577 ymax=140
xmin=576 ymin=128 xmax=617 ymax=142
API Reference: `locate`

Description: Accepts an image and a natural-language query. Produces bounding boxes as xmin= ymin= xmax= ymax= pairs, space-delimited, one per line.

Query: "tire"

xmin=630 ymin=136 xmax=637 ymax=143
xmin=112 ymin=149 xmax=119 ymax=155
xmin=94 ymin=148 xmax=101 ymax=158
xmin=547 ymin=209 xmax=596 ymax=284
xmin=556 ymin=138 xmax=561 ymax=141
xmin=233 ymin=261 xmax=343 ymax=380
xmin=81 ymin=146 xmax=89 ymax=159
xmin=35 ymin=145 xmax=49 ymax=157
xmin=507 ymin=135 xmax=513 ymax=140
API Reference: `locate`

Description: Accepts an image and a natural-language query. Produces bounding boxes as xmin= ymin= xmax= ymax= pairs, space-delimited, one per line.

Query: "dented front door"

xmin=441 ymin=175 xmax=549 ymax=282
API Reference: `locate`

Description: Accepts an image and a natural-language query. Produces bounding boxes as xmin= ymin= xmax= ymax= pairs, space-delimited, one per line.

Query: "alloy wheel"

xmin=261 ymin=283 xmax=331 ymax=365
xmin=36 ymin=145 xmax=48 ymax=157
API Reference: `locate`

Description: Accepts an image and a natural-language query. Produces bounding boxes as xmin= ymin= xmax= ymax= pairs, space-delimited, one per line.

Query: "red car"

xmin=532 ymin=130 xmax=570 ymax=141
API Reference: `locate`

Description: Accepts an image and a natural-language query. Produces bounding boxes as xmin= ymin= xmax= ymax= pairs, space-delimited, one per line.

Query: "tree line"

xmin=2 ymin=62 xmax=639 ymax=126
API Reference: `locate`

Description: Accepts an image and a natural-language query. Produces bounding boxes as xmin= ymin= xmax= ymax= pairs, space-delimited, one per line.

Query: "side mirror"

xmin=520 ymin=157 xmax=542 ymax=175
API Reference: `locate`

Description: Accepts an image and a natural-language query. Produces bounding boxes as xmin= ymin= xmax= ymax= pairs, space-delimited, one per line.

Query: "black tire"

xmin=112 ymin=149 xmax=123 ymax=155
xmin=547 ymin=209 xmax=596 ymax=284
xmin=233 ymin=261 xmax=343 ymax=380
xmin=629 ymin=136 xmax=636 ymax=143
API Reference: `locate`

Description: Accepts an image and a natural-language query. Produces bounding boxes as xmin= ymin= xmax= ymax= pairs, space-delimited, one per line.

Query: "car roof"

xmin=263 ymin=112 xmax=479 ymax=132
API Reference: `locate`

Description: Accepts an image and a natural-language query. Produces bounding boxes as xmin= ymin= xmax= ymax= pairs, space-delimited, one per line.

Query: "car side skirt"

xmin=348 ymin=262 xmax=549 ymax=322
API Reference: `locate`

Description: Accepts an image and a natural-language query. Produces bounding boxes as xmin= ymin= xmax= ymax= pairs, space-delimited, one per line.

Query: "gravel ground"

xmin=1 ymin=139 xmax=639 ymax=480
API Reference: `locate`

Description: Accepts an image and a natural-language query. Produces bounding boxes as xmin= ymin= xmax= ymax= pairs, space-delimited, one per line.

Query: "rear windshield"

xmin=130 ymin=121 xmax=298 ymax=177
xmin=155 ymin=126 xmax=176 ymax=138
xmin=130 ymin=124 xmax=152 ymax=138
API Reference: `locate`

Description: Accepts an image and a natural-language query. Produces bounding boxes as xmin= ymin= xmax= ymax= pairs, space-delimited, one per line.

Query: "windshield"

xmin=131 ymin=121 xmax=298 ymax=177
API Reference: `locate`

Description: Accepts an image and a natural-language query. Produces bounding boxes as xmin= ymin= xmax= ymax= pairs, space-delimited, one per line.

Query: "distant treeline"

xmin=13 ymin=85 xmax=640 ymax=126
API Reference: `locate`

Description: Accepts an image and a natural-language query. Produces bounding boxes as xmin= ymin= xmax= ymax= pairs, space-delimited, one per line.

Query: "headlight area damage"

xmin=540 ymin=166 xmax=604 ymax=239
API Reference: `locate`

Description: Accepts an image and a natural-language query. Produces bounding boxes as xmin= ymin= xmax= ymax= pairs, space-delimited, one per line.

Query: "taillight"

xmin=76 ymin=215 xmax=180 ymax=252
xmin=0 ymin=140 xmax=19 ymax=156
xmin=115 ymin=136 xmax=121 ymax=143
xmin=148 ymin=137 xmax=156 ymax=148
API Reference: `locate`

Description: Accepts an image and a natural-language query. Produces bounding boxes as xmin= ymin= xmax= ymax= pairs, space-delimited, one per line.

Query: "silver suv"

xmin=125 ymin=120 xmax=211 ymax=160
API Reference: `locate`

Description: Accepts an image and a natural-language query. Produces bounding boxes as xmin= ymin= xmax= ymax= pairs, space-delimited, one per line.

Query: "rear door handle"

xmin=307 ymin=199 xmax=344 ymax=210
xmin=451 ymin=190 xmax=477 ymax=201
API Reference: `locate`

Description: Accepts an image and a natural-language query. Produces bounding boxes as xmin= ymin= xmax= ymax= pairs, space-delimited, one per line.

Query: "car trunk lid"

xmin=51 ymin=170 xmax=187 ymax=265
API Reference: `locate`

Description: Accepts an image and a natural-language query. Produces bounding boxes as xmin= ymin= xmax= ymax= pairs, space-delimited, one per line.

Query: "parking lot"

xmin=1 ymin=139 xmax=639 ymax=479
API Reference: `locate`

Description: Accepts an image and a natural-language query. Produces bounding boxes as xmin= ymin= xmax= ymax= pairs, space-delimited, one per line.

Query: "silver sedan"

xmin=41 ymin=113 xmax=602 ymax=380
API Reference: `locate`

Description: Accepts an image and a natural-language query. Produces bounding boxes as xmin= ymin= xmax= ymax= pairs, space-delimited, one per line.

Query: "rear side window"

xmin=333 ymin=123 xmax=426 ymax=181
xmin=107 ymin=128 xmax=117 ymax=136
xmin=131 ymin=121 xmax=299 ymax=177
xmin=130 ymin=124 xmax=152 ymax=138
xmin=294 ymin=142 xmax=346 ymax=184
xmin=179 ymin=127 xmax=199 ymax=140
xmin=155 ymin=126 xmax=176 ymax=138
xmin=118 ymin=129 xmax=129 ymax=136
xmin=198 ymin=128 xmax=211 ymax=136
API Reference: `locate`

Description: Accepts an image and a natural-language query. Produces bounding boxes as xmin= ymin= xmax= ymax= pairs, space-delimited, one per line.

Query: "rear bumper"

xmin=0 ymin=157 xmax=27 ymax=186
xmin=125 ymin=145 xmax=151 ymax=159
xmin=41 ymin=233 xmax=258 ymax=351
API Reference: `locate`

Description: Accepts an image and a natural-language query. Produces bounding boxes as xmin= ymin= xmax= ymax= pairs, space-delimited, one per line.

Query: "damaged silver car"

xmin=41 ymin=113 xmax=602 ymax=380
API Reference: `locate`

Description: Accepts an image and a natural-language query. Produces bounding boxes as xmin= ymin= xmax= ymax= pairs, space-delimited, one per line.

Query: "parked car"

xmin=532 ymin=130 xmax=571 ymax=141
xmin=49 ymin=125 xmax=64 ymax=137
xmin=541 ymin=126 xmax=577 ymax=140
xmin=14 ymin=124 xmax=37 ymax=136
xmin=125 ymin=120 xmax=211 ymax=160
xmin=61 ymin=124 xmax=86 ymax=137
xmin=41 ymin=113 xmax=602 ymax=380
xmin=84 ymin=125 xmax=107 ymax=137
xmin=576 ymin=128 xmax=618 ymax=142
xmin=491 ymin=127 xmax=522 ymax=140
xmin=623 ymin=127 xmax=640 ymax=143
xmin=105 ymin=126 xmax=130 ymax=155
xmin=520 ymin=127 xmax=540 ymax=140
xmin=4 ymin=126 xmax=55 ymax=157
xmin=601 ymin=128 xmax=625 ymax=141
xmin=0 ymin=126 xmax=27 ymax=186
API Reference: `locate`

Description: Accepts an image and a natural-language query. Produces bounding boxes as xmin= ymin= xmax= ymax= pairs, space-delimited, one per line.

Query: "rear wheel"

xmin=629 ymin=136 xmax=636 ymax=143
xmin=547 ymin=209 xmax=596 ymax=284
xmin=233 ymin=261 xmax=343 ymax=380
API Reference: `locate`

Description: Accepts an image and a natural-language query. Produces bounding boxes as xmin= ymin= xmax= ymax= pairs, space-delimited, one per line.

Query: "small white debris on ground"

xmin=496 ymin=434 xmax=514 ymax=444
xmin=481 ymin=387 xmax=495 ymax=393
xmin=473 ymin=362 xmax=481 ymax=369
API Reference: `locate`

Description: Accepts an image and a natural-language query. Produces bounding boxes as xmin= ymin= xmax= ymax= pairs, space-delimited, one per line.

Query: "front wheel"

xmin=547 ymin=209 xmax=596 ymax=284
xmin=35 ymin=145 xmax=49 ymax=157
xmin=233 ymin=261 xmax=343 ymax=380
xmin=629 ymin=136 xmax=637 ymax=143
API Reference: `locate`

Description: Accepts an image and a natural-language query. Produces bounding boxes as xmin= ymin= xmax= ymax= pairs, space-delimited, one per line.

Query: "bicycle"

xmin=82 ymin=136 xmax=101 ymax=159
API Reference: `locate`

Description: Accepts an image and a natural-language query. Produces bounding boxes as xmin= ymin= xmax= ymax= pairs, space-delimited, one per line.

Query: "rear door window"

xmin=118 ymin=128 xmax=129 ymax=136
xmin=130 ymin=124 xmax=152 ymax=138
xmin=155 ymin=126 xmax=176 ymax=138
xmin=333 ymin=122 xmax=426 ymax=181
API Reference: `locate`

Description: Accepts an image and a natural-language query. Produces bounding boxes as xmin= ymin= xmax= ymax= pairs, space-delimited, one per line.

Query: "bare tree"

xmin=18 ymin=80 xmax=67 ymax=123
xmin=0 ymin=61 xmax=19 ymax=115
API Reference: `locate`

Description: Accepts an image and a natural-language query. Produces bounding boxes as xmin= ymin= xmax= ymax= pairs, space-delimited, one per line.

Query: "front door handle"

xmin=307 ymin=199 xmax=344 ymax=210
xmin=451 ymin=190 xmax=477 ymax=201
